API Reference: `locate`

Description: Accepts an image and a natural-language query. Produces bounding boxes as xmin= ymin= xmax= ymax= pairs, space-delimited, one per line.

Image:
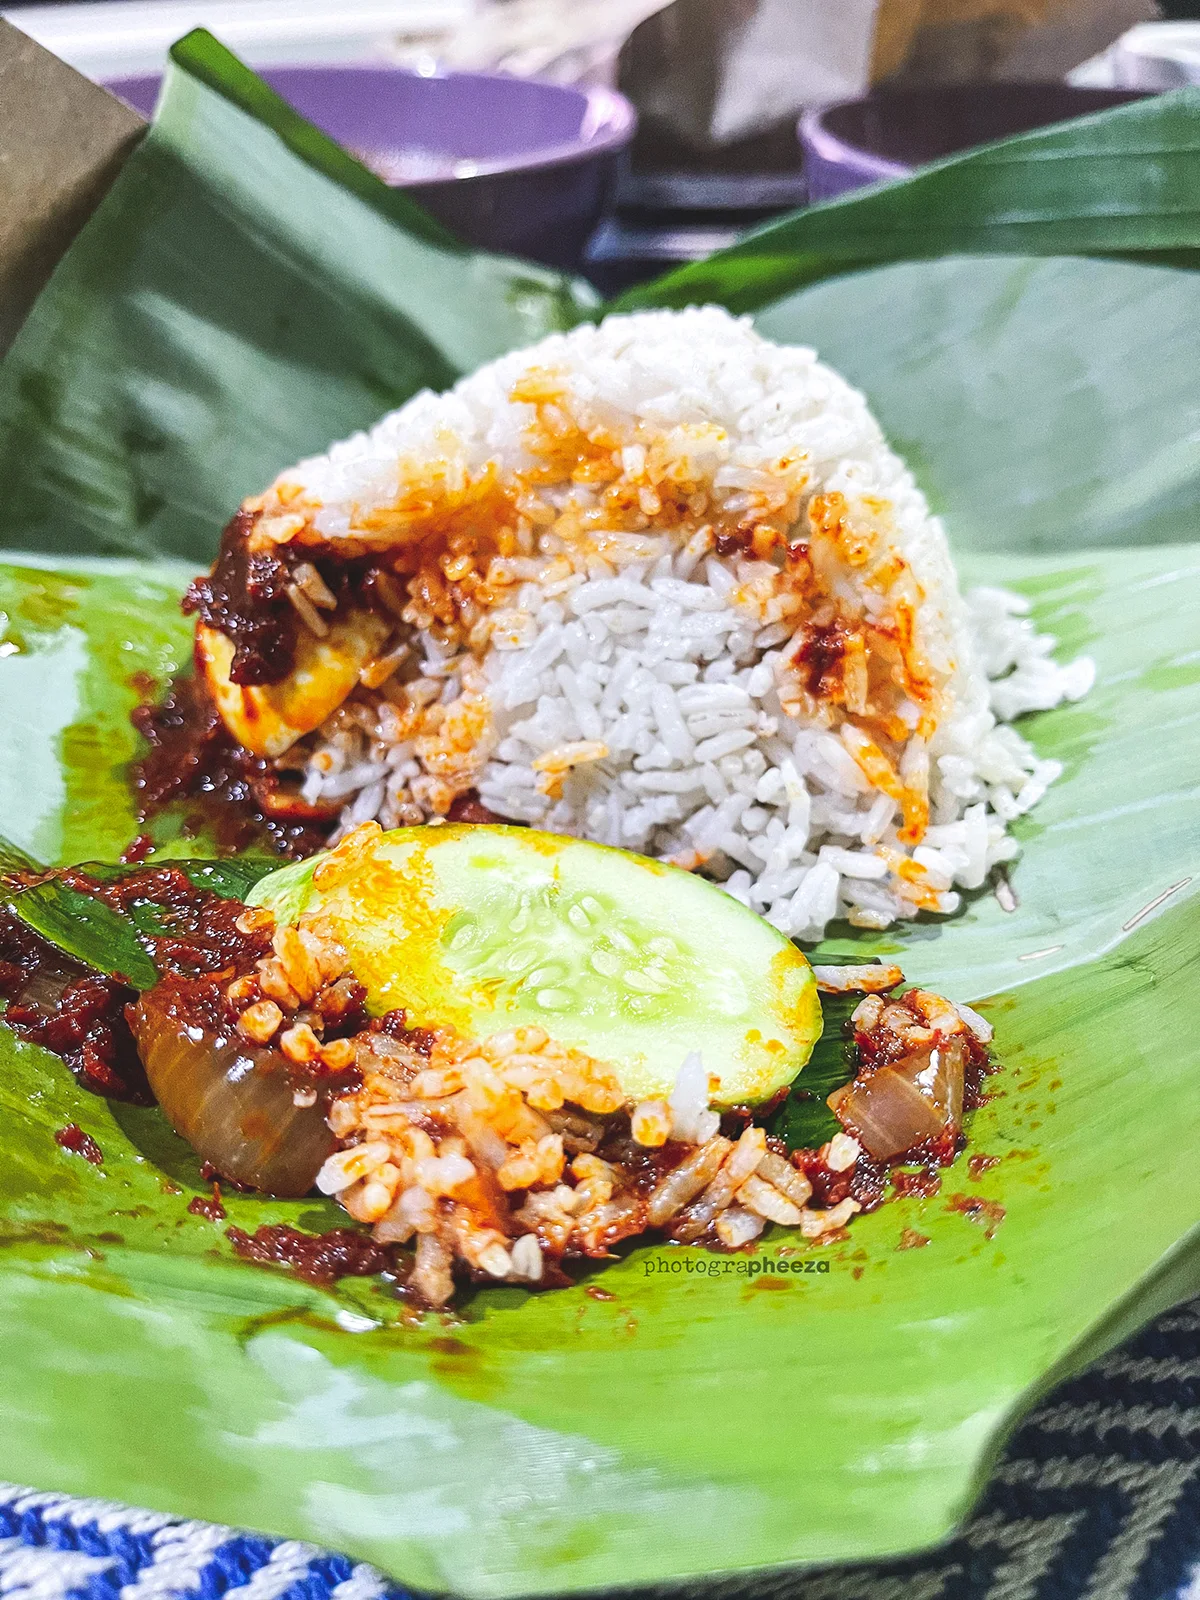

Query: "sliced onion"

xmin=14 ymin=960 xmax=83 ymax=1010
xmin=131 ymin=984 xmax=336 ymax=1196
xmin=830 ymin=1036 xmax=967 ymax=1162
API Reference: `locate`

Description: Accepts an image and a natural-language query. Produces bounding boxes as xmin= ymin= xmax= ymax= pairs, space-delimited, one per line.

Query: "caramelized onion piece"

xmin=131 ymin=984 xmax=336 ymax=1196
xmin=830 ymin=1036 xmax=966 ymax=1162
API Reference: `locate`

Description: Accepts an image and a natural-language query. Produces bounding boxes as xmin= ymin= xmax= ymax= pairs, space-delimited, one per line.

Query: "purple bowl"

xmin=105 ymin=66 xmax=637 ymax=270
xmin=799 ymin=84 xmax=1150 ymax=203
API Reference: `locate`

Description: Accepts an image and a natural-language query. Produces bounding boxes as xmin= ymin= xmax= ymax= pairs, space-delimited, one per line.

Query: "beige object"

xmin=0 ymin=20 xmax=144 ymax=356
xmin=391 ymin=0 xmax=675 ymax=88
xmin=619 ymin=0 xmax=1156 ymax=150
xmin=621 ymin=0 xmax=879 ymax=148
xmin=874 ymin=0 xmax=1158 ymax=85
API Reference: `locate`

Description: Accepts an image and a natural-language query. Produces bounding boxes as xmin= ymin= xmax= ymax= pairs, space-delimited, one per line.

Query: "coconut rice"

xmin=201 ymin=306 xmax=1093 ymax=939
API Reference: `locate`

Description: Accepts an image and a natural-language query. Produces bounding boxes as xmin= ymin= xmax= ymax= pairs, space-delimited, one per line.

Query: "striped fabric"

xmin=0 ymin=1488 xmax=399 ymax=1600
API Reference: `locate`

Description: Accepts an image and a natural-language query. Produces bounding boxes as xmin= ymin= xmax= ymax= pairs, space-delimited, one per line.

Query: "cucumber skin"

xmin=248 ymin=825 xmax=822 ymax=1106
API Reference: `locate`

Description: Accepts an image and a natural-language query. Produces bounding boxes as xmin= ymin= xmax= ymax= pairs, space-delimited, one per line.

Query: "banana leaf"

xmin=1 ymin=31 xmax=1200 ymax=1600
xmin=0 ymin=835 xmax=40 ymax=875
xmin=3 ymin=35 xmax=1200 ymax=563
xmin=615 ymin=86 xmax=1200 ymax=314
xmin=2 ymin=534 xmax=1198 ymax=1597
xmin=7 ymin=881 xmax=158 ymax=988
xmin=0 ymin=32 xmax=595 ymax=564
xmin=0 ymin=832 xmax=280 ymax=982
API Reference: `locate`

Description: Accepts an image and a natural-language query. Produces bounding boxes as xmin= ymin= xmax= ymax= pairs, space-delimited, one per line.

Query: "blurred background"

xmin=4 ymin=0 xmax=1200 ymax=293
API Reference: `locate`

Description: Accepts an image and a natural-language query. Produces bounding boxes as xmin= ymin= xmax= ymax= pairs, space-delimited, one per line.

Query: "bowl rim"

xmin=798 ymin=103 xmax=909 ymax=181
xmin=797 ymin=82 xmax=1151 ymax=178
xmin=102 ymin=63 xmax=639 ymax=182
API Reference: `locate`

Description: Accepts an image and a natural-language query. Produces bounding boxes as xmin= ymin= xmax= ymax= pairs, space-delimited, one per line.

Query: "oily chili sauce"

xmin=0 ymin=866 xmax=274 ymax=1099
xmin=132 ymin=671 xmax=335 ymax=859
xmin=226 ymin=1222 xmax=394 ymax=1284
xmin=133 ymin=509 xmax=387 ymax=855
xmin=0 ymin=905 xmax=146 ymax=1099
xmin=132 ymin=662 xmax=513 ymax=860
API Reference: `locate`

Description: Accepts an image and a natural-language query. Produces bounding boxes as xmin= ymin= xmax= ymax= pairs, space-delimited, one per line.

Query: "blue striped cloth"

xmin=4 ymin=1473 xmax=1197 ymax=1600
xmin=0 ymin=1488 xmax=400 ymax=1600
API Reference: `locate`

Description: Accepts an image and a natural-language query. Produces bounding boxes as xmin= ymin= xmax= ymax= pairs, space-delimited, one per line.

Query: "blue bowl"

xmin=106 ymin=65 xmax=637 ymax=270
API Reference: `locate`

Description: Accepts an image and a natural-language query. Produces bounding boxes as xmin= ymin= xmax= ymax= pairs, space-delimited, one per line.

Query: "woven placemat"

xmin=4 ymin=1296 xmax=1198 ymax=1600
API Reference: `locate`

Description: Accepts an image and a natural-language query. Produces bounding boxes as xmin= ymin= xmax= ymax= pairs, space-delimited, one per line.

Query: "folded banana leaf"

xmin=617 ymin=87 xmax=1200 ymax=313
xmin=6 ymin=879 xmax=158 ymax=989
xmin=1 ymin=32 xmax=1199 ymax=1599
xmin=0 ymin=835 xmax=279 ymax=984
xmin=2 ymin=33 xmax=1200 ymax=563
xmin=0 ymin=32 xmax=596 ymax=564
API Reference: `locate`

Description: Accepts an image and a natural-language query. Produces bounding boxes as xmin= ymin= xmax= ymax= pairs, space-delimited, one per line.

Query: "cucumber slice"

xmin=248 ymin=826 xmax=821 ymax=1106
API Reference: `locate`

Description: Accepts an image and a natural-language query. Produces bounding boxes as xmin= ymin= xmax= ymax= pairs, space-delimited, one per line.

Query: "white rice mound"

xmin=269 ymin=306 xmax=1093 ymax=940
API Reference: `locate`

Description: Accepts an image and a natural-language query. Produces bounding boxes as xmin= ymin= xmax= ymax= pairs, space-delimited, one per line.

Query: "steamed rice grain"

xmin=209 ymin=307 xmax=1094 ymax=939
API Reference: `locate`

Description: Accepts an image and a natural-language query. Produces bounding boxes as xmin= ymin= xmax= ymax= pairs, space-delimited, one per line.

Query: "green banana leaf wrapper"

xmin=0 ymin=31 xmax=1199 ymax=1598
